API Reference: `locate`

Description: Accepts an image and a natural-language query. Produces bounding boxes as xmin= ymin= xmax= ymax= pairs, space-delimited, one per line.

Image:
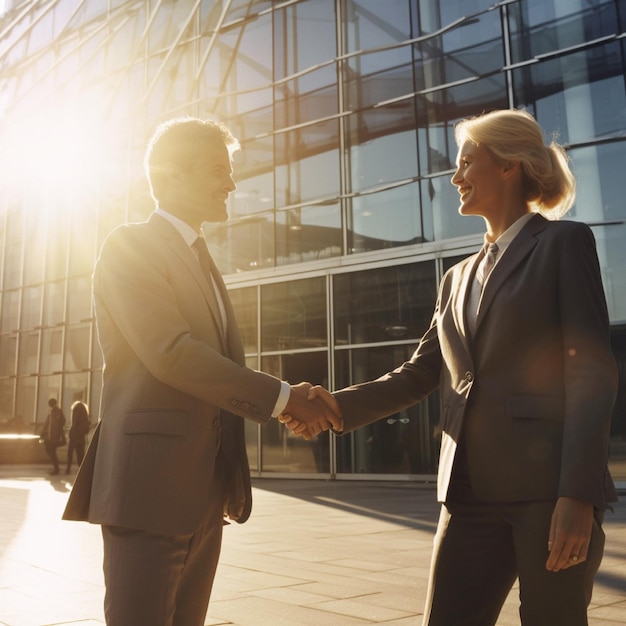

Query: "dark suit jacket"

xmin=63 ymin=213 xmax=282 ymax=535
xmin=335 ymin=214 xmax=617 ymax=510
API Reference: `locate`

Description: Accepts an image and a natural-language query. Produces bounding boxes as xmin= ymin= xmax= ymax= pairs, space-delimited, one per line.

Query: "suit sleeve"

xmin=94 ymin=225 xmax=281 ymax=424
xmin=557 ymin=224 xmax=617 ymax=506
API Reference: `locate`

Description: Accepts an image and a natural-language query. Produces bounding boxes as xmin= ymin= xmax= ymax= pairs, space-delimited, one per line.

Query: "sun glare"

xmin=2 ymin=100 xmax=115 ymax=205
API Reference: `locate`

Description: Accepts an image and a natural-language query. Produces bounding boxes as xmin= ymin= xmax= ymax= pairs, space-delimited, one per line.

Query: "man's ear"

xmin=162 ymin=162 xmax=182 ymax=185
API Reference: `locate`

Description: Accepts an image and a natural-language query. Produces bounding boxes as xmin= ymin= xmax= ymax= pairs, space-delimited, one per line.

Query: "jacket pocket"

xmin=506 ymin=394 xmax=563 ymax=422
xmin=123 ymin=410 xmax=189 ymax=435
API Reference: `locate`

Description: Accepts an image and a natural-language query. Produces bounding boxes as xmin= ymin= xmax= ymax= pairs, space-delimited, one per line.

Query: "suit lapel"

xmin=475 ymin=214 xmax=547 ymax=332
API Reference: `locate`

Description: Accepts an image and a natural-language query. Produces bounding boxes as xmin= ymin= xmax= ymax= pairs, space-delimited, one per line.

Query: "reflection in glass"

xmin=273 ymin=0 xmax=336 ymax=79
xmin=414 ymin=10 xmax=503 ymax=88
xmin=1 ymin=290 xmax=20 ymax=333
xmin=261 ymin=277 xmax=326 ymax=352
xmin=65 ymin=324 xmax=91 ymax=371
xmin=335 ymin=345 xmax=439 ymax=475
xmin=514 ymin=43 xmax=626 ymax=146
xmin=508 ymin=0 xmax=617 ymax=63
xmin=20 ymin=286 xmax=42 ymax=330
xmin=207 ymin=211 xmax=275 ymax=274
xmin=260 ymin=351 xmax=330 ymax=474
xmin=275 ymin=65 xmax=338 ymax=127
xmin=347 ymin=183 xmax=423 ymax=254
xmin=43 ymin=281 xmax=66 ymax=327
xmin=344 ymin=48 xmax=414 ymax=110
xmin=16 ymin=377 xmax=37 ymax=431
xmin=0 ymin=335 xmax=17 ymax=377
xmin=276 ymin=203 xmax=342 ymax=265
xmin=67 ymin=276 xmax=92 ymax=323
xmin=275 ymin=118 xmax=340 ymax=206
xmin=343 ymin=0 xmax=413 ymax=52
xmin=40 ymin=328 xmax=63 ymax=374
xmin=423 ymin=175 xmax=483 ymax=242
xmin=334 ymin=261 xmax=437 ymax=345
xmin=345 ymin=105 xmax=418 ymax=193
xmin=229 ymin=287 xmax=258 ymax=355
xmin=0 ymin=379 xmax=15 ymax=424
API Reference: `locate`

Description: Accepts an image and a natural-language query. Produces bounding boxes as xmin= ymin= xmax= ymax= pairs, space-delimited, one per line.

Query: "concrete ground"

xmin=0 ymin=465 xmax=624 ymax=625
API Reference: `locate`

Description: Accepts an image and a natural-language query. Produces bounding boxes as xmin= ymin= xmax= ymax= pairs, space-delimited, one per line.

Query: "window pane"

xmin=414 ymin=10 xmax=503 ymax=88
xmin=345 ymin=103 xmax=418 ymax=193
xmin=17 ymin=332 xmax=39 ymax=375
xmin=16 ymin=377 xmax=37 ymax=429
xmin=276 ymin=203 xmax=342 ymax=266
xmin=229 ymin=287 xmax=258 ymax=355
xmin=63 ymin=371 xmax=90 ymax=415
xmin=275 ymin=65 xmax=338 ymax=127
xmin=513 ymin=42 xmax=626 ymax=145
xmin=260 ymin=351 xmax=330 ymax=474
xmin=208 ymin=212 xmax=275 ymax=274
xmin=274 ymin=0 xmax=336 ymax=79
xmin=1 ymin=290 xmax=20 ymax=333
xmin=43 ymin=281 xmax=66 ymax=327
xmin=344 ymin=0 xmax=414 ymax=52
xmin=275 ymin=118 xmax=340 ymax=206
xmin=335 ymin=345 xmax=439 ymax=475
xmin=344 ymin=47 xmax=414 ymax=111
xmin=347 ymin=183 xmax=423 ymax=254
xmin=508 ymin=0 xmax=618 ymax=63
xmin=0 ymin=379 xmax=15 ymax=425
xmin=334 ymin=262 xmax=437 ymax=345
xmin=67 ymin=276 xmax=92 ymax=323
xmin=20 ymin=286 xmax=42 ymax=330
xmin=40 ymin=328 xmax=63 ymax=374
xmin=66 ymin=324 xmax=91 ymax=371
xmin=0 ymin=334 xmax=17 ymax=377
xmin=422 ymin=175 xmax=484 ymax=242
xmin=261 ymin=277 xmax=327 ymax=351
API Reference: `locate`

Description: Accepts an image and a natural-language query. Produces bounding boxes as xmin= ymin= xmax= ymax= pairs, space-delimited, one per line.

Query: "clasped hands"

xmin=279 ymin=383 xmax=343 ymax=440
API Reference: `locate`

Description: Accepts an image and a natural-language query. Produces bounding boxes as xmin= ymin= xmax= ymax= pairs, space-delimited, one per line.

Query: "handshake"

xmin=279 ymin=383 xmax=343 ymax=440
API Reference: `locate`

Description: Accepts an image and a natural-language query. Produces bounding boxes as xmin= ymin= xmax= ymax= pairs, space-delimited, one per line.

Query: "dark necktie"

xmin=193 ymin=238 xmax=216 ymax=282
xmin=192 ymin=238 xmax=227 ymax=336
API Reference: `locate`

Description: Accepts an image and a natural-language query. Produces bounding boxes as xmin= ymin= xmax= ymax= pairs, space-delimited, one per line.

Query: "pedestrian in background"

xmin=40 ymin=398 xmax=66 ymax=476
xmin=66 ymin=400 xmax=90 ymax=474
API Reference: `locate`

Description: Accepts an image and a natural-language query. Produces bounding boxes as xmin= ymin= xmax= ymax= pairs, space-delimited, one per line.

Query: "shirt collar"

xmin=155 ymin=207 xmax=198 ymax=247
xmin=487 ymin=212 xmax=535 ymax=255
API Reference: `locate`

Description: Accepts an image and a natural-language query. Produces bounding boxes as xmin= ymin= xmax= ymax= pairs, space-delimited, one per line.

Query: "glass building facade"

xmin=1 ymin=0 xmax=625 ymax=482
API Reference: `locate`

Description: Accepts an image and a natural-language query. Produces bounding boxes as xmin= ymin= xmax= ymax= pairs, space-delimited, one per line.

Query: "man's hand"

xmin=545 ymin=496 xmax=593 ymax=572
xmin=279 ymin=383 xmax=343 ymax=440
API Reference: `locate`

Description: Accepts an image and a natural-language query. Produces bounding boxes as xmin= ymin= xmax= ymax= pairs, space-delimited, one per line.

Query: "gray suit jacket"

xmin=335 ymin=214 xmax=617 ymax=510
xmin=63 ymin=213 xmax=282 ymax=534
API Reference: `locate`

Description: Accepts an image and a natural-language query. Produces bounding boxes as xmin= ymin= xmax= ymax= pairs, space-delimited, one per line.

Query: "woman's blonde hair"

xmin=454 ymin=109 xmax=575 ymax=219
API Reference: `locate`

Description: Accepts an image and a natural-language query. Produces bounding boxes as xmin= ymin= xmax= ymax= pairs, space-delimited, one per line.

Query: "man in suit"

xmin=286 ymin=109 xmax=617 ymax=625
xmin=63 ymin=117 xmax=340 ymax=626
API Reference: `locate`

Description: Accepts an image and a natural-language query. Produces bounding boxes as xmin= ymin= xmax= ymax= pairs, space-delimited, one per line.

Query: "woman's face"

xmin=451 ymin=141 xmax=506 ymax=221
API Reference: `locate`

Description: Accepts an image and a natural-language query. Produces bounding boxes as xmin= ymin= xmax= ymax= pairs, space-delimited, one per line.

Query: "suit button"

xmin=465 ymin=372 xmax=474 ymax=382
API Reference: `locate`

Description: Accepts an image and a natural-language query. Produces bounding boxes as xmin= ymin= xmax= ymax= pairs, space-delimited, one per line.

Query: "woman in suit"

xmin=286 ymin=109 xmax=617 ymax=625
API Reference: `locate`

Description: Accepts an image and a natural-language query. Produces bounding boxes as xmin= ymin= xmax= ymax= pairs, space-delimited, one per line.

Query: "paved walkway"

xmin=0 ymin=466 xmax=624 ymax=625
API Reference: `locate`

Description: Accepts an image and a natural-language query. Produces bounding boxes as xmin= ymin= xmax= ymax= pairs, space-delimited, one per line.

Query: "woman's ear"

xmin=501 ymin=160 xmax=520 ymax=179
